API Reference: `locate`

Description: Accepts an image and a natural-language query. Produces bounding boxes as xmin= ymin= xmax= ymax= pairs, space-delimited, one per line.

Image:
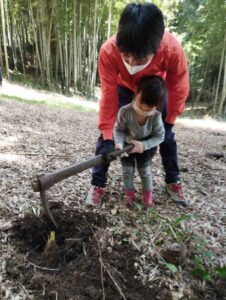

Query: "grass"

xmin=180 ymin=106 xmax=226 ymax=121
xmin=1 ymin=94 xmax=96 ymax=113
xmin=8 ymin=72 xmax=97 ymax=100
xmin=9 ymin=72 xmax=47 ymax=91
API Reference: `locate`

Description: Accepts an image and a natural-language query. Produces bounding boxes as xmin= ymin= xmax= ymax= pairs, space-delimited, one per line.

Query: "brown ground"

xmin=0 ymin=97 xmax=226 ymax=299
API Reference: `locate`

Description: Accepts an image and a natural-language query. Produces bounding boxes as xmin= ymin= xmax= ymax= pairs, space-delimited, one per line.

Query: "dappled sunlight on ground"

xmin=0 ymin=80 xmax=98 ymax=111
xmin=177 ymin=117 xmax=226 ymax=131
xmin=0 ymin=153 xmax=27 ymax=163
xmin=1 ymin=136 xmax=19 ymax=147
xmin=1 ymin=81 xmax=226 ymax=130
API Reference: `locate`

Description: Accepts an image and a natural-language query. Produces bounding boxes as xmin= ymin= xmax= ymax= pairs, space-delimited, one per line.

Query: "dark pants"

xmin=91 ymin=86 xmax=180 ymax=187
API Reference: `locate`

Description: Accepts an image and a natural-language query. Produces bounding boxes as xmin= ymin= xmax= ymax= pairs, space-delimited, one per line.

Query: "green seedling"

xmin=134 ymin=202 xmax=144 ymax=211
xmin=165 ymin=214 xmax=194 ymax=243
xmin=215 ymin=266 xmax=226 ymax=279
xmin=190 ymin=237 xmax=217 ymax=282
xmin=136 ymin=230 xmax=145 ymax=240
xmin=191 ymin=253 xmax=212 ymax=281
xmin=166 ymin=263 xmax=178 ymax=273
xmin=192 ymin=267 xmax=212 ymax=281
xmin=173 ymin=214 xmax=193 ymax=226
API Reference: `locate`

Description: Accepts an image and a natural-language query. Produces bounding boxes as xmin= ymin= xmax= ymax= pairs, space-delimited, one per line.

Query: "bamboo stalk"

xmin=218 ymin=32 xmax=226 ymax=115
xmin=0 ymin=0 xmax=10 ymax=79
xmin=29 ymin=0 xmax=44 ymax=84
xmin=214 ymin=32 xmax=226 ymax=111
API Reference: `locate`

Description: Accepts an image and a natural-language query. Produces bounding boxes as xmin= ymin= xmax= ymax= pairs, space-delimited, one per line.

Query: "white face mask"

xmin=122 ymin=57 xmax=152 ymax=75
xmin=132 ymin=102 xmax=156 ymax=117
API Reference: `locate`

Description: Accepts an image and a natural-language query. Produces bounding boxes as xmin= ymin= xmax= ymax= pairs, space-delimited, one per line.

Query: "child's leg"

xmin=121 ymin=155 xmax=135 ymax=190
xmin=137 ymin=163 xmax=152 ymax=190
xmin=121 ymin=155 xmax=136 ymax=204
xmin=136 ymin=149 xmax=154 ymax=191
xmin=136 ymin=149 xmax=155 ymax=207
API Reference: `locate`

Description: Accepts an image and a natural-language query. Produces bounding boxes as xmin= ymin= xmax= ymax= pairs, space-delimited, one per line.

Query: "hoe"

xmin=31 ymin=145 xmax=133 ymax=230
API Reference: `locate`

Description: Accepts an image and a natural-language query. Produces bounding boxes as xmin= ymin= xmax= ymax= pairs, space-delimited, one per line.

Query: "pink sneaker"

xmin=166 ymin=182 xmax=189 ymax=207
xmin=143 ymin=191 xmax=153 ymax=207
xmin=86 ymin=186 xmax=105 ymax=206
xmin=124 ymin=190 xmax=135 ymax=206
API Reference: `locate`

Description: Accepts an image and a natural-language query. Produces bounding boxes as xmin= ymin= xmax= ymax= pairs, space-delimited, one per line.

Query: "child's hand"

xmin=115 ymin=143 xmax=123 ymax=150
xmin=115 ymin=143 xmax=129 ymax=157
xmin=130 ymin=140 xmax=144 ymax=153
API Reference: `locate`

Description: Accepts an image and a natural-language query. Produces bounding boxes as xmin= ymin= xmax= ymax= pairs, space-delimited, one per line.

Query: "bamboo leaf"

xmin=174 ymin=214 xmax=193 ymax=226
xmin=135 ymin=202 xmax=143 ymax=211
xmin=166 ymin=263 xmax=178 ymax=273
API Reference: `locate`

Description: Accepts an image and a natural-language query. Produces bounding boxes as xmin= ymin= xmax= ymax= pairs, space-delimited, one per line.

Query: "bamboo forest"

xmin=0 ymin=0 xmax=226 ymax=115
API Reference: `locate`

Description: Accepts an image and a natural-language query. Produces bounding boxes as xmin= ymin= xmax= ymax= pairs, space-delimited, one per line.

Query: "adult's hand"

xmin=99 ymin=139 xmax=115 ymax=155
xmin=115 ymin=143 xmax=123 ymax=150
xmin=164 ymin=121 xmax=174 ymax=129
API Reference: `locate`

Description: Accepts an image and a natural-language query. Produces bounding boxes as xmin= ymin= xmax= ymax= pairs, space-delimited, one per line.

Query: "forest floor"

xmin=0 ymin=82 xmax=226 ymax=300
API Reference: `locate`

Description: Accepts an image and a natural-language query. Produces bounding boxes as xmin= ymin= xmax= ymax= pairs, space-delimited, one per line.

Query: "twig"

xmin=169 ymin=224 xmax=180 ymax=242
xmin=151 ymin=220 xmax=164 ymax=243
xmin=206 ymin=151 xmax=225 ymax=159
xmin=131 ymin=239 xmax=140 ymax=251
xmin=27 ymin=260 xmax=60 ymax=271
xmin=99 ymin=260 xmax=127 ymax=300
xmin=17 ymin=282 xmax=32 ymax=300
xmin=91 ymin=228 xmax=105 ymax=300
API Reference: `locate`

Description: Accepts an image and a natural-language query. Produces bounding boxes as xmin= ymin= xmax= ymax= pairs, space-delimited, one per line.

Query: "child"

xmin=114 ymin=75 xmax=166 ymax=207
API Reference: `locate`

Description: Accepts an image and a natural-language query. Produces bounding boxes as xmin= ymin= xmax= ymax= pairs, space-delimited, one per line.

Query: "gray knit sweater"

xmin=114 ymin=103 xmax=165 ymax=151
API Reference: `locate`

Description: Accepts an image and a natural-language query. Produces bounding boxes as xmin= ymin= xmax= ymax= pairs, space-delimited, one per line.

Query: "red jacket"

xmin=98 ymin=31 xmax=189 ymax=140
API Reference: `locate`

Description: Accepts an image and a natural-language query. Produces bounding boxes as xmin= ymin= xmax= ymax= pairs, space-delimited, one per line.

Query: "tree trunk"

xmin=16 ymin=27 xmax=26 ymax=76
xmin=107 ymin=0 xmax=112 ymax=39
xmin=218 ymin=32 xmax=226 ymax=115
xmin=214 ymin=32 xmax=226 ymax=111
xmin=193 ymin=60 xmax=209 ymax=108
xmin=218 ymin=48 xmax=226 ymax=115
xmin=29 ymin=0 xmax=44 ymax=83
xmin=73 ymin=3 xmax=78 ymax=92
xmin=1 ymin=0 xmax=10 ymax=79
xmin=0 ymin=33 xmax=3 ymax=69
xmin=7 ymin=0 xmax=16 ymax=70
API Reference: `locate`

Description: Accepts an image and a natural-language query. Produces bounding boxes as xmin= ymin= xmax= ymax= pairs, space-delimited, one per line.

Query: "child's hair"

xmin=116 ymin=3 xmax=165 ymax=58
xmin=137 ymin=75 xmax=166 ymax=110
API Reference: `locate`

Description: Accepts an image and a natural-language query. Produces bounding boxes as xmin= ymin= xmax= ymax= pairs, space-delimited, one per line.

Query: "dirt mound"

xmin=8 ymin=202 xmax=156 ymax=299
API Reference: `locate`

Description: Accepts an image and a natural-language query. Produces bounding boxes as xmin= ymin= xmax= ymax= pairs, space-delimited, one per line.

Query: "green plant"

xmin=189 ymin=235 xmax=226 ymax=283
xmin=135 ymin=230 xmax=145 ymax=240
xmin=145 ymin=207 xmax=161 ymax=225
xmin=191 ymin=253 xmax=212 ymax=281
xmin=215 ymin=266 xmax=226 ymax=279
xmin=134 ymin=202 xmax=144 ymax=211
xmin=173 ymin=214 xmax=193 ymax=226
xmin=166 ymin=263 xmax=178 ymax=273
xmin=190 ymin=236 xmax=222 ymax=282
xmin=164 ymin=214 xmax=194 ymax=243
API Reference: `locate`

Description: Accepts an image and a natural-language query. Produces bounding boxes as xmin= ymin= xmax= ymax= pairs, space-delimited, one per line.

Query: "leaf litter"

xmin=0 ymin=98 xmax=226 ymax=299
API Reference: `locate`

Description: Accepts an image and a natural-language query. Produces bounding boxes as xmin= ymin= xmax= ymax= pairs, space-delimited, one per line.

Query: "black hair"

xmin=137 ymin=75 xmax=166 ymax=110
xmin=116 ymin=2 xmax=165 ymax=58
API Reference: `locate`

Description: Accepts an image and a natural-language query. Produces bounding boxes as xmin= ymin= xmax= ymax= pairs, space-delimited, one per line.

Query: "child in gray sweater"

xmin=114 ymin=75 xmax=165 ymax=207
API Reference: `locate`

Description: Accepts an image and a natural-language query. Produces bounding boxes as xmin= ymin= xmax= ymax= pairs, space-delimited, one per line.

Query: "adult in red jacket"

xmin=88 ymin=2 xmax=190 ymax=207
